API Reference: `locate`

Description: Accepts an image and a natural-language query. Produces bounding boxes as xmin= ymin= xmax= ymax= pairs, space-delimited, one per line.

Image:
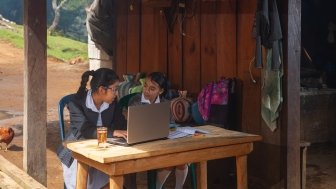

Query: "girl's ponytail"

xmin=76 ymin=70 xmax=94 ymax=97
xmin=75 ymin=68 xmax=119 ymax=98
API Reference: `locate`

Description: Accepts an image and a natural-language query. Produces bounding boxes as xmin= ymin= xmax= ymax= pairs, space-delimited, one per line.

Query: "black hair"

xmin=147 ymin=72 xmax=168 ymax=97
xmin=76 ymin=68 xmax=119 ymax=97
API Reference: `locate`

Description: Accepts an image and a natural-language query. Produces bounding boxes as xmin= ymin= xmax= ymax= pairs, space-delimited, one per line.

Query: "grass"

xmin=0 ymin=25 xmax=24 ymax=48
xmin=0 ymin=22 xmax=87 ymax=62
xmin=47 ymin=34 xmax=88 ymax=62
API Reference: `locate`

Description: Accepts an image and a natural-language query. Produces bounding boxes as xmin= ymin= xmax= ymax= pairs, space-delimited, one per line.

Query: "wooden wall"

xmin=115 ymin=0 xmax=300 ymax=188
xmin=115 ymin=0 xmax=262 ymax=135
xmin=115 ymin=0 xmax=239 ymax=97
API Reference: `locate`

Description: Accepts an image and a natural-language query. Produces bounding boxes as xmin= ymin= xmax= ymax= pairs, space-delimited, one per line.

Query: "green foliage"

xmin=58 ymin=7 xmax=88 ymax=42
xmin=64 ymin=0 xmax=92 ymax=11
xmin=0 ymin=0 xmax=93 ymax=42
xmin=0 ymin=26 xmax=87 ymax=62
xmin=0 ymin=0 xmax=23 ymax=24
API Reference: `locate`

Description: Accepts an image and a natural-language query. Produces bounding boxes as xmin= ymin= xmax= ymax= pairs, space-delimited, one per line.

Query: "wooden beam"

xmin=281 ymin=0 xmax=301 ymax=188
xmin=115 ymin=1 xmax=128 ymax=77
xmin=23 ymin=0 xmax=47 ymax=185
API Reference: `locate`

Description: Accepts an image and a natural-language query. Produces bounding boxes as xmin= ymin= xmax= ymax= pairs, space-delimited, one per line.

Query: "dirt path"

xmin=0 ymin=40 xmax=88 ymax=188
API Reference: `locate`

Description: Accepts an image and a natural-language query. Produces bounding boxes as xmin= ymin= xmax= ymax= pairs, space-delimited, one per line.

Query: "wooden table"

xmin=66 ymin=125 xmax=262 ymax=189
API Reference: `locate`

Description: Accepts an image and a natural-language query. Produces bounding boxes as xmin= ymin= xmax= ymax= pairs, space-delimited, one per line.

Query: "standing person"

xmin=128 ymin=72 xmax=188 ymax=189
xmin=57 ymin=68 xmax=136 ymax=189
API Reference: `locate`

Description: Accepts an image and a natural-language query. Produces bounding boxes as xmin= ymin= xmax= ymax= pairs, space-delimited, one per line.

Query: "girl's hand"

xmin=113 ymin=130 xmax=127 ymax=139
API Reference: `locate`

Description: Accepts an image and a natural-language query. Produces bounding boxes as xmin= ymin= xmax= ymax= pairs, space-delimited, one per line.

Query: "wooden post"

xmin=281 ymin=0 xmax=301 ymax=188
xmin=23 ymin=0 xmax=47 ymax=185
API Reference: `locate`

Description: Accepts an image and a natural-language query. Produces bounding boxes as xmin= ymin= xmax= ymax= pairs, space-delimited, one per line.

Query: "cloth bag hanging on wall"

xmin=171 ymin=90 xmax=193 ymax=123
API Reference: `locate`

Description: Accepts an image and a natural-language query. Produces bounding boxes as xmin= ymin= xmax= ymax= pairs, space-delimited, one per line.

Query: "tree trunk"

xmin=49 ymin=8 xmax=60 ymax=32
xmin=48 ymin=0 xmax=68 ymax=32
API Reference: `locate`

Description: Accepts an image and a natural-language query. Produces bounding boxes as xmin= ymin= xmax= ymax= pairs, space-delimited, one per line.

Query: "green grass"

xmin=0 ymin=23 xmax=87 ymax=62
xmin=47 ymin=35 xmax=88 ymax=62
xmin=0 ymin=26 xmax=24 ymax=48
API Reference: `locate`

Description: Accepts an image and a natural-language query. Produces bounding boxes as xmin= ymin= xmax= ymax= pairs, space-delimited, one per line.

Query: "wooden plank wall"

xmin=115 ymin=0 xmax=238 ymax=97
xmin=115 ymin=0 xmax=300 ymax=188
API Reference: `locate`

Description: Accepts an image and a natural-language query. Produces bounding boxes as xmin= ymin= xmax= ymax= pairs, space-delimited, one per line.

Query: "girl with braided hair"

xmin=57 ymin=68 xmax=136 ymax=189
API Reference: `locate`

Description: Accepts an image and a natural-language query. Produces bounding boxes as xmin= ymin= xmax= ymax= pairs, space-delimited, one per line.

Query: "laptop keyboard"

xmin=107 ymin=137 xmax=128 ymax=146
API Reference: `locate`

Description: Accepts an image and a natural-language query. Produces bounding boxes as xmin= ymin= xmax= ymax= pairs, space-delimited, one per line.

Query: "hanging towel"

xmin=261 ymin=42 xmax=283 ymax=131
xmin=253 ymin=0 xmax=283 ymax=131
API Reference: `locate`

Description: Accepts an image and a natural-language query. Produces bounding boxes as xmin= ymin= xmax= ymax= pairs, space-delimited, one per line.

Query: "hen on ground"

xmin=0 ymin=127 xmax=15 ymax=151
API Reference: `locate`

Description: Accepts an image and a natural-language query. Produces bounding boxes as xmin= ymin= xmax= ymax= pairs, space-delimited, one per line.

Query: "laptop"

xmin=107 ymin=101 xmax=171 ymax=146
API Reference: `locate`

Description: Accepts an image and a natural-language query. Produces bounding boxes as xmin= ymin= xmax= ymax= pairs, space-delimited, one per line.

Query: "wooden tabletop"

xmin=66 ymin=125 xmax=262 ymax=164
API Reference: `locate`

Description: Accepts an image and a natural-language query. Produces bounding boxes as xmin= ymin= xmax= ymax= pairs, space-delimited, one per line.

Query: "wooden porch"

xmin=18 ymin=0 xmax=301 ymax=188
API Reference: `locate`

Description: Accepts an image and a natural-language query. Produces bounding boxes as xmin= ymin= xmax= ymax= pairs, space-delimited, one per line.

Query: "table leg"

xmin=76 ymin=161 xmax=89 ymax=189
xmin=109 ymin=175 xmax=124 ymax=189
xmin=236 ymin=155 xmax=247 ymax=189
xmin=196 ymin=161 xmax=207 ymax=189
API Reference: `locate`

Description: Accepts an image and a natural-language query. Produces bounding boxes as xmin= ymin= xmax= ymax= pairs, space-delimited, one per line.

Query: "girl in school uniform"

xmin=128 ymin=72 xmax=188 ymax=189
xmin=57 ymin=68 xmax=136 ymax=189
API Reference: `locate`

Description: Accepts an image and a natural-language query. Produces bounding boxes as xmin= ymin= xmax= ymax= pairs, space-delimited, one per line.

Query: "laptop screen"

xmin=126 ymin=101 xmax=171 ymax=144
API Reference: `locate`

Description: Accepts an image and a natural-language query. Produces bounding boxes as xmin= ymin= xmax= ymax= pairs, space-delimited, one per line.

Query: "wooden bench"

xmin=0 ymin=155 xmax=46 ymax=189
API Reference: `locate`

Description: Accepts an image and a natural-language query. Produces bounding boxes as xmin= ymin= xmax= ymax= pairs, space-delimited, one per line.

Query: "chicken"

xmin=0 ymin=127 xmax=15 ymax=151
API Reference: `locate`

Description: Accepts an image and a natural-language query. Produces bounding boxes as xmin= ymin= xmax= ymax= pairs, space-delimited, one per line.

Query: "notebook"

xmin=107 ymin=101 xmax=171 ymax=146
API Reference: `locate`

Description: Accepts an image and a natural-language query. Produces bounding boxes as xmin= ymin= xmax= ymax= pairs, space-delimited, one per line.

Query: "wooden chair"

xmin=117 ymin=92 xmax=139 ymax=110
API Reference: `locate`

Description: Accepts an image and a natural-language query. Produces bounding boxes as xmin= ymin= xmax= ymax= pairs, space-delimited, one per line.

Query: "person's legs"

xmin=87 ymin=167 xmax=109 ymax=189
xmin=62 ymin=160 xmax=77 ymax=189
xmin=175 ymin=164 xmax=188 ymax=189
xmin=156 ymin=168 xmax=173 ymax=189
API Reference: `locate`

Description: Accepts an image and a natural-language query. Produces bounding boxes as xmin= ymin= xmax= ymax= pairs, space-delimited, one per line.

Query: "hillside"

xmin=0 ymin=0 xmax=92 ymax=42
xmin=0 ymin=19 xmax=88 ymax=63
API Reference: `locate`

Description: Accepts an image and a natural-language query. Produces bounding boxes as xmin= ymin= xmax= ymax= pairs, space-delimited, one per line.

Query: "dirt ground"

xmin=0 ymin=41 xmax=190 ymax=189
xmin=0 ymin=40 xmax=336 ymax=189
xmin=0 ymin=41 xmax=87 ymax=188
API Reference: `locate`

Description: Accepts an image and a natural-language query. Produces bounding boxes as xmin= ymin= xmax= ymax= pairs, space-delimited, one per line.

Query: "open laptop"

xmin=107 ymin=101 xmax=171 ymax=146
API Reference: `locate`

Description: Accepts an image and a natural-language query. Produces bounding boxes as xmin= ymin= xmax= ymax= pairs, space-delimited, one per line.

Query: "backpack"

xmin=197 ymin=78 xmax=236 ymax=129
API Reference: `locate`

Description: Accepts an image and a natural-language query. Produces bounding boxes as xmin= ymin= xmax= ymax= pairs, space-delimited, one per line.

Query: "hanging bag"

xmin=171 ymin=90 xmax=193 ymax=123
xmin=197 ymin=79 xmax=230 ymax=121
